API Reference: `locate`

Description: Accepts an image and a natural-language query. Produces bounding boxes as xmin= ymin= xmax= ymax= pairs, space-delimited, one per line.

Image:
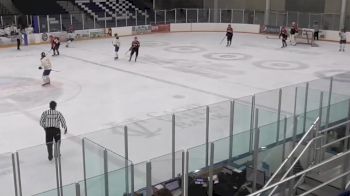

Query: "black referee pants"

xmin=45 ymin=127 xmax=61 ymax=160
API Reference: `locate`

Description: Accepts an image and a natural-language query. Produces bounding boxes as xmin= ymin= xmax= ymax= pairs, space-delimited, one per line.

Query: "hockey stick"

xmin=51 ymin=69 xmax=60 ymax=72
xmin=220 ymin=35 xmax=226 ymax=44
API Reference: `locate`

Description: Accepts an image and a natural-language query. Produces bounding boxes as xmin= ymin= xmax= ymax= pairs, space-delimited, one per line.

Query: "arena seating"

xmin=75 ymin=0 xmax=148 ymax=21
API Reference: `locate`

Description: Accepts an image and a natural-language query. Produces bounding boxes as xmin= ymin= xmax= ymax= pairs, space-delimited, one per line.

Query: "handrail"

xmin=262 ymin=117 xmax=319 ymax=189
xmin=267 ymin=135 xmax=316 ymax=196
xmin=248 ymin=149 xmax=350 ymax=196
xmin=319 ymin=119 xmax=350 ymax=134
xmin=299 ymin=170 xmax=350 ymax=196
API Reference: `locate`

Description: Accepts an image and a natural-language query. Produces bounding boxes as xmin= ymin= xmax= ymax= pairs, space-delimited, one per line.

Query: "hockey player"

xmin=290 ymin=22 xmax=298 ymax=46
xmin=339 ymin=29 xmax=347 ymax=52
xmin=53 ymin=37 xmax=60 ymax=56
xmin=129 ymin=36 xmax=140 ymax=62
xmin=226 ymin=24 xmax=233 ymax=47
xmin=112 ymin=33 xmax=120 ymax=60
xmin=279 ymin=26 xmax=288 ymax=48
xmin=16 ymin=30 xmax=22 ymax=50
xmin=38 ymin=52 xmax=53 ymax=86
xmin=66 ymin=25 xmax=75 ymax=48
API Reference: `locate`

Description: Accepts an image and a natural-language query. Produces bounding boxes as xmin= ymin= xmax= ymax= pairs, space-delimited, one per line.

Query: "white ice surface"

xmin=1 ymin=32 xmax=350 ymax=195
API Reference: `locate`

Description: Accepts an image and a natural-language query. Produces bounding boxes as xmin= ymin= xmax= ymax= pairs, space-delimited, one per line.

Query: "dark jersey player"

xmin=226 ymin=24 xmax=233 ymax=47
xmin=129 ymin=36 xmax=140 ymax=62
xmin=279 ymin=26 xmax=288 ymax=48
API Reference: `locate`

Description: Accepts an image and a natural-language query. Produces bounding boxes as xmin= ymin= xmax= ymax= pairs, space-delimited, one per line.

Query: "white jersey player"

xmin=38 ymin=52 xmax=53 ymax=86
xmin=112 ymin=34 xmax=120 ymax=60
xmin=339 ymin=29 xmax=347 ymax=52
xmin=66 ymin=25 xmax=75 ymax=48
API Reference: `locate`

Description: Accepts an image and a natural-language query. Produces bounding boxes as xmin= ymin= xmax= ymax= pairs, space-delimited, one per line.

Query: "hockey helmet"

xmin=41 ymin=52 xmax=46 ymax=58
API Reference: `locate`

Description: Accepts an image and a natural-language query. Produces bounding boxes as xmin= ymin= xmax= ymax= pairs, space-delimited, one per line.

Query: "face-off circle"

xmin=164 ymin=46 xmax=206 ymax=53
xmin=253 ymin=60 xmax=309 ymax=70
xmin=203 ymin=53 xmax=252 ymax=61
xmin=315 ymin=70 xmax=350 ymax=83
xmin=142 ymin=41 xmax=170 ymax=47
xmin=0 ymin=77 xmax=81 ymax=114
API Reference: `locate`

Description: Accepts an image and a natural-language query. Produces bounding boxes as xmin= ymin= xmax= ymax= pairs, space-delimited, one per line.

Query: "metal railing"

xmin=0 ymin=8 xmax=346 ymax=32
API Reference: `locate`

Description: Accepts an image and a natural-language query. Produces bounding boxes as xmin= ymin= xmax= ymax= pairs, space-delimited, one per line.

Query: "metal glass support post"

xmin=54 ymin=143 xmax=61 ymax=196
xmin=185 ymin=151 xmax=189 ymax=196
xmin=297 ymin=12 xmax=300 ymax=26
xmin=208 ymin=8 xmax=211 ymax=22
xmin=208 ymin=143 xmax=214 ymax=196
xmin=57 ymin=142 xmax=63 ymax=196
xmin=252 ymin=109 xmax=260 ymax=192
xmin=145 ymin=10 xmax=147 ymax=25
xmin=75 ymin=183 xmax=80 ymax=196
xmin=264 ymin=0 xmax=271 ymax=25
xmin=164 ymin=10 xmax=166 ymax=24
xmin=282 ymin=117 xmax=287 ymax=160
xmin=104 ymin=12 xmax=107 ymax=28
xmin=103 ymin=149 xmax=109 ymax=196
xmin=340 ymin=0 xmax=347 ymax=30
xmin=292 ymin=87 xmax=298 ymax=147
xmin=38 ymin=16 xmax=41 ymax=33
xmin=15 ymin=152 xmax=22 ymax=196
xmin=124 ymin=126 xmax=129 ymax=194
xmin=344 ymin=100 xmax=350 ymax=152
xmin=197 ymin=9 xmax=199 ymax=23
xmin=253 ymin=10 xmax=256 ymax=24
xmin=276 ymin=89 xmax=282 ymax=142
xmin=315 ymin=92 xmax=324 ymax=164
xmin=135 ymin=11 xmax=138 ymax=26
xmin=249 ymin=95 xmax=256 ymax=152
xmin=82 ymin=139 xmax=87 ymax=196
xmin=0 ymin=16 xmax=3 ymax=27
xmin=154 ymin=11 xmax=156 ymax=24
xmin=231 ymin=9 xmax=233 ymax=23
xmin=219 ymin=9 xmax=222 ymax=23
xmin=60 ymin=14 xmax=63 ymax=32
xmin=286 ymin=11 xmax=289 ymax=26
xmin=70 ymin=14 xmax=73 ymax=25
xmin=206 ymin=106 xmax=210 ymax=167
xmin=11 ymin=154 xmax=18 ymax=196
xmin=26 ymin=15 xmax=29 ymax=26
xmin=302 ymin=83 xmax=309 ymax=133
xmin=146 ymin=162 xmax=152 ymax=195
xmin=172 ymin=114 xmax=176 ymax=178
xmin=130 ymin=164 xmax=135 ymax=194
xmin=82 ymin=14 xmax=85 ymax=30
xmin=242 ymin=9 xmax=245 ymax=23
xmin=14 ymin=15 xmax=17 ymax=26
xmin=174 ymin=9 xmax=177 ymax=23
xmin=47 ymin=15 xmax=50 ymax=33
xmin=185 ymin=9 xmax=188 ymax=23
xmin=181 ymin=152 xmax=185 ymax=196
xmin=326 ymin=77 xmax=333 ymax=128
xmin=229 ymin=101 xmax=235 ymax=161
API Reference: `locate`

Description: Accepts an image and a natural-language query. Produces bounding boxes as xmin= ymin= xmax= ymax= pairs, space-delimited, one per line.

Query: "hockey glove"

xmin=64 ymin=129 xmax=67 ymax=134
xmin=38 ymin=66 xmax=42 ymax=70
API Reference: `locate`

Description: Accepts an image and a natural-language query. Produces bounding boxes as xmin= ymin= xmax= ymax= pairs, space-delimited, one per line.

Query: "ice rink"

xmin=1 ymin=31 xmax=350 ymax=156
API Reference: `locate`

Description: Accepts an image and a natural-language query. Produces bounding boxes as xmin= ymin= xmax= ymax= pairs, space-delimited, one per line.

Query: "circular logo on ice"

xmin=253 ymin=60 xmax=308 ymax=70
xmin=315 ymin=70 xmax=350 ymax=83
xmin=0 ymin=77 xmax=81 ymax=114
xmin=203 ymin=53 xmax=252 ymax=61
xmin=164 ymin=46 xmax=206 ymax=53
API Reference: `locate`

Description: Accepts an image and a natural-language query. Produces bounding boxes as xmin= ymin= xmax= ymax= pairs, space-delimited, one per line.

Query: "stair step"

xmin=298 ymin=181 xmax=341 ymax=196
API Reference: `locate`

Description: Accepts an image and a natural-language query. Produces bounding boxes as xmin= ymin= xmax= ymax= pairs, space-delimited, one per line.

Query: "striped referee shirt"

xmin=40 ymin=109 xmax=67 ymax=130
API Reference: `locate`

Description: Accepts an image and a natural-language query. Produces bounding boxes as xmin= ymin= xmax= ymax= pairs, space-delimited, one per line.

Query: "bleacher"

xmin=74 ymin=0 xmax=148 ymax=21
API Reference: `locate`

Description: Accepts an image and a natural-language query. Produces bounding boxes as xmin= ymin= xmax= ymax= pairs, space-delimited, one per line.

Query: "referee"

xmin=40 ymin=101 xmax=67 ymax=161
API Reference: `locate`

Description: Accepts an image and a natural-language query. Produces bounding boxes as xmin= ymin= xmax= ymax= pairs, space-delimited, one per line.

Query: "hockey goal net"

xmin=295 ymin=29 xmax=318 ymax=47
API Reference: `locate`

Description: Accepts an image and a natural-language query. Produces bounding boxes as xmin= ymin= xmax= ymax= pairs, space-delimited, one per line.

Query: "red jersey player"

xmin=129 ymin=36 xmax=140 ymax=62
